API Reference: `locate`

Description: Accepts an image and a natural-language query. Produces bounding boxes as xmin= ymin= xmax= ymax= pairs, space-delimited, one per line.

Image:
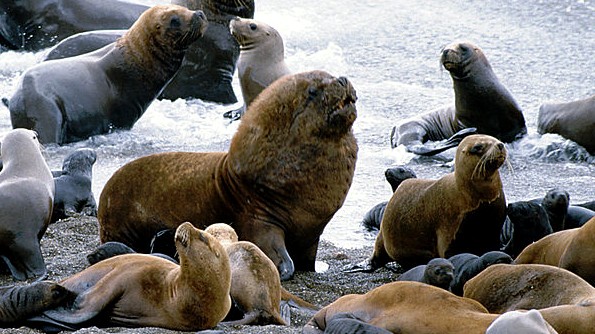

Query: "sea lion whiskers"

xmin=470 ymin=141 xmax=506 ymax=180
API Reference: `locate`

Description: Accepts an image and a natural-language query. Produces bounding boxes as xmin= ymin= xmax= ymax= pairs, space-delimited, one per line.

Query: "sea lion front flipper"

xmin=342 ymin=259 xmax=378 ymax=273
xmin=325 ymin=312 xmax=392 ymax=334
xmin=408 ymin=127 xmax=478 ymax=156
xmin=2 ymin=238 xmax=47 ymax=281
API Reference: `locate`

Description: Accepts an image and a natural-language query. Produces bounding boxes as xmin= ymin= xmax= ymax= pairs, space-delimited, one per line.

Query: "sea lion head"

xmin=175 ymin=222 xmax=229 ymax=269
xmin=441 ymin=41 xmax=489 ymax=80
xmin=205 ymin=223 xmax=239 ymax=245
xmin=425 ymin=258 xmax=455 ymax=289
xmin=384 ymin=166 xmax=417 ymax=192
xmin=542 ymin=188 xmax=570 ymax=214
xmin=61 ymin=148 xmax=97 ymax=177
xmin=230 ymin=18 xmax=282 ymax=51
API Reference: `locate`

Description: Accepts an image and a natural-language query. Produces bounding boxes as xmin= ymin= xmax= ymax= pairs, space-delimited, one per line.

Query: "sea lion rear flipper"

xmin=409 ymin=127 xmax=478 ymax=156
xmin=325 ymin=312 xmax=392 ymax=334
xmin=25 ymin=314 xmax=78 ymax=333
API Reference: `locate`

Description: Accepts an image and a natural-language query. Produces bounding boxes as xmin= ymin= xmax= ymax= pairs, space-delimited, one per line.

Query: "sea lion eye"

xmin=170 ymin=16 xmax=181 ymax=28
xmin=249 ymin=23 xmax=257 ymax=30
xmin=307 ymin=86 xmax=318 ymax=100
xmin=469 ymin=144 xmax=484 ymax=154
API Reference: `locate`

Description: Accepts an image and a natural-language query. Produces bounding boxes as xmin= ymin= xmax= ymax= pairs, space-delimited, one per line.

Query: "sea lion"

xmin=303 ymin=281 xmax=497 ymax=334
xmin=576 ymin=200 xmax=595 ymax=211
xmin=7 ymin=5 xmax=208 ymax=144
xmin=391 ymin=41 xmax=526 ymax=154
xmin=448 ymin=251 xmax=513 ymax=296
xmin=97 ymin=70 xmax=358 ymax=281
xmin=565 ymin=206 xmax=595 ymax=229
xmin=538 ymin=188 xmax=570 ymax=232
xmin=228 ymin=17 xmax=291 ymax=119
xmin=353 ymin=134 xmax=506 ymax=272
xmin=38 ymin=222 xmax=232 ymax=331
xmin=0 ymin=0 xmax=147 ymax=51
xmin=0 ymin=128 xmax=54 ymax=281
xmin=537 ymin=94 xmax=595 ymax=155
xmin=0 ymin=281 xmax=74 ymax=325
xmin=486 ymin=310 xmax=558 ymax=334
xmin=514 ymin=217 xmax=595 ymax=285
xmin=396 ymin=257 xmax=454 ymax=291
xmin=51 ymin=148 xmax=97 ymax=224
xmin=361 ymin=166 xmax=417 ymax=231
xmin=500 ymin=200 xmax=552 ymax=258
xmin=463 ymin=263 xmax=595 ymax=313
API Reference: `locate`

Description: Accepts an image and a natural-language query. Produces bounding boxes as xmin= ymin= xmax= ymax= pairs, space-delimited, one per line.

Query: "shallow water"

xmin=0 ymin=0 xmax=593 ymax=249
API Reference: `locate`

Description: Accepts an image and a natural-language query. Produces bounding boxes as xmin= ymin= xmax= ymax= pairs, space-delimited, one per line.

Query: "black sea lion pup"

xmin=350 ymin=134 xmax=506 ymax=272
xmin=538 ymin=188 xmax=570 ymax=232
xmin=8 ymin=5 xmax=208 ymax=144
xmin=396 ymin=258 xmax=454 ymax=291
xmin=565 ymin=206 xmax=595 ymax=229
xmin=98 ymin=70 xmax=358 ymax=281
xmin=0 ymin=129 xmax=55 ymax=281
xmin=576 ymin=200 xmax=595 ymax=211
xmin=448 ymin=251 xmax=513 ymax=296
xmin=500 ymin=200 xmax=552 ymax=258
xmin=391 ymin=41 xmax=526 ymax=154
xmin=38 ymin=222 xmax=232 ymax=331
xmin=51 ymin=148 xmax=98 ymax=224
xmin=0 ymin=281 xmax=74 ymax=325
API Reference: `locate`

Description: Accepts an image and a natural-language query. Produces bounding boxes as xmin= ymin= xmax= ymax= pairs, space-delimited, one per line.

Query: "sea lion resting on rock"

xmin=391 ymin=41 xmax=526 ymax=155
xmin=514 ymin=217 xmax=595 ymax=286
xmin=98 ymin=70 xmax=358 ymax=281
xmin=538 ymin=94 xmax=595 ymax=155
xmin=352 ymin=134 xmax=506 ymax=272
xmin=51 ymin=148 xmax=98 ymax=224
xmin=303 ymin=281 xmax=498 ymax=334
xmin=448 ymin=251 xmax=513 ymax=296
xmin=7 ymin=5 xmax=208 ymax=144
xmin=0 ymin=129 xmax=55 ymax=281
xmin=36 ymin=222 xmax=231 ymax=331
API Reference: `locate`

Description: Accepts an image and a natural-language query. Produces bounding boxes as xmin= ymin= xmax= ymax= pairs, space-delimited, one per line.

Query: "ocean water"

xmin=0 ymin=0 xmax=593 ymax=248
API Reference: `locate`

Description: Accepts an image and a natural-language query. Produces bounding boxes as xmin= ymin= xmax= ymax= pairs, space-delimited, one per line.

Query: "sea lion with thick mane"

xmin=227 ymin=17 xmax=291 ymax=119
xmin=7 ymin=5 xmax=208 ymax=144
xmin=514 ymin=217 xmax=595 ymax=285
xmin=463 ymin=263 xmax=595 ymax=313
xmin=538 ymin=94 xmax=595 ymax=155
xmin=36 ymin=222 xmax=231 ymax=331
xmin=0 ymin=129 xmax=54 ymax=281
xmin=98 ymin=70 xmax=358 ymax=281
xmin=351 ymin=134 xmax=506 ymax=272
xmin=51 ymin=148 xmax=97 ymax=224
xmin=303 ymin=281 xmax=498 ymax=334
xmin=391 ymin=41 xmax=526 ymax=155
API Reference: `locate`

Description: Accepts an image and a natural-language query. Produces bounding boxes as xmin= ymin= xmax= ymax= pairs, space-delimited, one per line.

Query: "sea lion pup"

xmin=538 ymin=94 xmax=595 ymax=155
xmin=538 ymin=188 xmax=570 ymax=232
xmin=51 ymin=148 xmax=98 ymax=224
xmin=576 ymin=200 xmax=595 ymax=211
xmin=38 ymin=222 xmax=231 ymax=331
xmin=98 ymin=70 xmax=358 ymax=281
xmin=351 ymin=134 xmax=506 ymax=272
xmin=0 ymin=281 xmax=74 ymax=326
xmin=396 ymin=258 xmax=454 ymax=291
xmin=565 ymin=205 xmax=595 ymax=229
xmin=0 ymin=129 xmax=54 ymax=281
xmin=391 ymin=41 xmax=526 ymax=155
xmin=227 ymin=17 xmax=291 ymax=119
xmin=514 ymin=217 xmax=595 ymax=285
xmin=448 ymin=251 xmax=513 ymax=296
xmin=500 ymin=200 xmax=552 ymax=257
xmin=303 ymin=281 xmax=497 ymax=334
xmin=463 ymin=263 xmax=595 ymax=313
xmin=7 ymin=5 xmax=208 ymax=144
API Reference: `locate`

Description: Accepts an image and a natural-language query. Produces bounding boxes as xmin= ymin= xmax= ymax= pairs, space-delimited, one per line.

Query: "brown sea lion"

xmin=98 ymin=70 xmax=358 ymax=280
xmin=538 ymin=94 xmax=595 ymax=155
xmin=228 ymin=17 xmax=291 ymax=119
xmin=39 ymin=222 xmax=231 ymax=331
xmin=463 ymin=263 xmax=595 ymax=313
xmin=352 ymin=134 xmax=506 ymax=272
xmin=391 ymin=41 xmax=526 ymax=155
xmin=303 ymin=281 xmax=498 ymax=334
xmin=514 ymin=217 xmax=595 ymax=285
xmin=0 ymin=129 xmax=54 ymax=281
xmin=0 ymin=281 xmax=74 ymax=325
xmin=7 ymin=5 xmax=208 ymax=144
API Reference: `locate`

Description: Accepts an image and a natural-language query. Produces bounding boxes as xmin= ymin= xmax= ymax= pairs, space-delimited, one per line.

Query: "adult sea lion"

xmin=0 ymin=281 xmax=74 ymax=325
xmin=228 ymin=17 xmax=291 ymax=119
xmin=396 ymin=257 xmax=454 ymax=291
xmin=7 ymin=5 xmax=208 ymax=144
xmin=0 ymin=129 xmax=54 ymax=281
xmin=352 ymin=134 xmax=506 ymax=272
xmin=51 ymin=148 xmax=97 ymax=224
xmin=38 ymin=222 xmax=232 ymax=331
xmin=98 ymin=70 xmax=358 ymax=280
xmin=514 ymin=217 xmax=595 ymax=285
xmin=463 ymin=263 xmax=595 ymax=313
xmin=448 ymin=251 xmax=513 ymax=296
xmin=537 ymin=94 xmax=595 ymax=155
xmin=0 ymin=0 xmax=147 ymax=51
xmin=303 ymin=281 xmax=497 ymax=334
xmin=391 ymin=41 xmax=526 ymax=155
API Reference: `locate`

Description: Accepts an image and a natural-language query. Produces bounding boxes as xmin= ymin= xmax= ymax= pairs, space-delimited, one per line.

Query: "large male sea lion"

xmin=303 ymin=281 xmax=498 ymax=334
xmin=7 ymin=5 xmax=208 ymax=144
xmin=98 ymin=70 xmax=358 ymax=280
xmin=37 ymin=222 xmax=231 ymax=331
xmin=391 ymin=41 xmax=526 ymax=155
xmin=352 ymin=134 xmax=506 ymax=272
xmin=0 ymin=129 xmax=54 ymax=281
xmin=538 ymin=94 xmax=595 ymax=155
xmin=0 ymin=281 xmax=74 ymax=325
xmin=514 ymin=217 xmax=595 ymax=285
